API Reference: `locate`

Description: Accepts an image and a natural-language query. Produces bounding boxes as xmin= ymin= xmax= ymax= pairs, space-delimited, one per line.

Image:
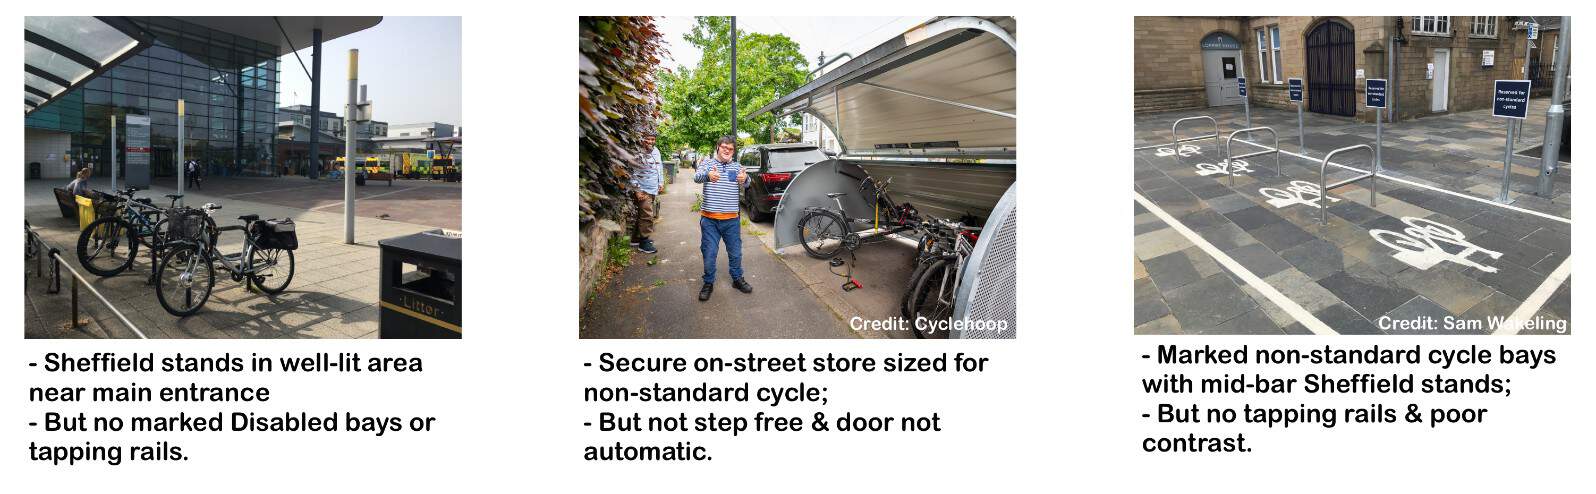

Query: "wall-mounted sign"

xmin=1482 ymin=49 xmax=1496 ymax=67
xmin=1200 ymin=32 xmax=1242 ymax=50
xmin=1356 ymin=68 xmax=1365 ymax=79
xmin=1527 ymin=24 xmax=1539 ymax=40
xmin=1426 ymin=63 xmax=1435 ymax=79
xmin=1237 ymin=77 xmax=1247 ymax=97
xmin=1287 ymin=78 xmax=1304 ymax=102
xmin=1493 ymin=80 xmax=1533 ymax=119
xmin=1366 ymin=79 xmax=1388 ymax=108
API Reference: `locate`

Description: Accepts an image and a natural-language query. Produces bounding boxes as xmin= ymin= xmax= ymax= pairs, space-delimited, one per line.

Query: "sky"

xmin=276 ymin=16 xmax=462 ymax=127
xmin=655 ymin=16 xmax=931 ymax=74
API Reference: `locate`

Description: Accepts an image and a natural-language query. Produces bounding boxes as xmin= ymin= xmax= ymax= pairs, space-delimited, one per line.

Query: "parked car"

xmin=737 ymin=143 xmax=830 ymax=222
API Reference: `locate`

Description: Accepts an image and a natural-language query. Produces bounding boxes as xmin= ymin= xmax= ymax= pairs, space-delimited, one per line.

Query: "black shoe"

xmin=699 ymin=283 xmax=713 ymax=301
xmin=637 ymin=238 xmax=657 ymax=254
xmin=733 ymin=278 xmax=753 ymax=294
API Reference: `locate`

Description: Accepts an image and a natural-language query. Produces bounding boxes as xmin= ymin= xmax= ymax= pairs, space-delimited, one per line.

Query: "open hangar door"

xmin=749 ymin=16 xmax=1017 ymax=338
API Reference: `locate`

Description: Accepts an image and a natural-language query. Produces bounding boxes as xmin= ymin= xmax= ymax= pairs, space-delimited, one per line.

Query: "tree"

xmin=579 ymin=16 xmax=664 ymax=226
xmin=656 ymin=17 xmax=809 ymax=155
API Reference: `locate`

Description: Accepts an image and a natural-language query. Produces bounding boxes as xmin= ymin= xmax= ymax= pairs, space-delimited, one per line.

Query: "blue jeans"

xmin=700 ymin=215 xmax=743 ymax=284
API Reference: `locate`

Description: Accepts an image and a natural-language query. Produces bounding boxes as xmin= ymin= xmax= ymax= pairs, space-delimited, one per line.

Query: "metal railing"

xmin=1318 ymin=144 xmax=1376 ymax=225
xmin=1222 ymin=127 xmax=1280 ymax=186
xmin=24 ymin=222 xmax=147 ymax=339
xmin=1170 ymin=116 xmax=1219 ymax=165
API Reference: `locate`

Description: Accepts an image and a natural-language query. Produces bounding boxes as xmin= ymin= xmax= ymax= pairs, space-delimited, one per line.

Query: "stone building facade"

xmin=1134 ymin=16 xmax=1563 ymax=122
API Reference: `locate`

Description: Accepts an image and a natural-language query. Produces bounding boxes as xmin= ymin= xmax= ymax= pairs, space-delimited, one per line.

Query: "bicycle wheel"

xmin=906 ymin=258 xmax=957 ymax=339
xmin=155 ymin=245 xmax=215 ymax=317
xmin=798 ymin=209 xmax=848 ymax=259
xmin=77 ymin=217 xmax=139 ymax=277
xmin=249 ymin=248 xmax=295 ymax=294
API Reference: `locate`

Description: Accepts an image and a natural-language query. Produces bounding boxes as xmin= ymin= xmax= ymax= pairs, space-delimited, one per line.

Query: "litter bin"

xmin=378 ymin=229 xmax=462 ymax=339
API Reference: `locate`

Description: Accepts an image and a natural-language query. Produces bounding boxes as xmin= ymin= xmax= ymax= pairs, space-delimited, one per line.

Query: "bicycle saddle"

xmin=826 ymin=192 xmax=847 ymax=198
xmin=237 ymin=214 xmax=259 ymax=222
xmin=165 ymin=193 xmax=184 ymax=199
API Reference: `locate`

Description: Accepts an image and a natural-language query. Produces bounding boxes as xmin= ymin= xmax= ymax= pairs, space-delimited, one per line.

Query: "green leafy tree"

xmin=657 ymin=17 xmax=809 ymax=155
xmin=579 ymin=16 xmax=664 ymax=226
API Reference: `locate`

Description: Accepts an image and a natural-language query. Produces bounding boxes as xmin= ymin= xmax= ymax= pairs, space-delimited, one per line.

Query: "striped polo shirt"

xmin=694 ymin=156 xmax=745 ymax=217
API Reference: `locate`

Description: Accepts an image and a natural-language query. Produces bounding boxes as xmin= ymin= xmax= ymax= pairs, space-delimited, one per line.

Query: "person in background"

xmin=629 ymin=131 xmax=663 ymax=254
xmin=65 ymin=167 xmax=93 ymax=198
xmin=184 ymin=159 xmax=202 ymax=190
xmin=692 ymin=135 xmax=752 ymax=301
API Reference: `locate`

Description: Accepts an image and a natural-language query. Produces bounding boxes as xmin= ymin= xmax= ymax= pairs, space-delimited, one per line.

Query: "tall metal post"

xmin=1498 ymin=121 xmax=1517 ymax=204
xmin=110 ymin=114 xmax=117 ymax=191
xmin=1297 ymin=102 xmax=1305 ymax=152
xmin=345 ymin=49 xmax=359 ymax=245
xmin=177 ymin=99 xmax=185 ymax=205
xmin=1538 ymin=16 xmax=1570 ymax=197
xmin=308 ymin=28 xmax=323 ymax=180
xmin=730 ymin=16 xmax=737 ymax=138
xmin=1375 ymin=107 xmax=1383 ymax=172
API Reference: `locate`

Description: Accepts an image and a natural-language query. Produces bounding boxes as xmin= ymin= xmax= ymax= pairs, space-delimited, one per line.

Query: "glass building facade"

xmin=24 ymin=16 xmax=280 ymax=177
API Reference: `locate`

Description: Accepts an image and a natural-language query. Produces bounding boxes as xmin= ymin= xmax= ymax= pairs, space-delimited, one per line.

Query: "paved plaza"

xmin=23 ymin=176 xmax=458 ymax=339
xmin=1133 ymin=98 xmax=1571 ymax=335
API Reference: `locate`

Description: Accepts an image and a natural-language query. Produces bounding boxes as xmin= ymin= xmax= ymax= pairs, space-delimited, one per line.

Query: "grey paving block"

xmin=1466 ymin=231 xmax=1551 ymax=269
xmin=1278 ymin=239 xmax=1345 ymax=280
xmin=1465 ymin=210 xmax=1543 ymax=240
xmin=1178 ymin=208 xmax=1233 ymax=232
xmin=1223 ymin=243 xmax=1293 ymax=279
xmin=1134 ymin=315 xmax=1182 ymax=335
xmin=1314 ymin=303 xmax=1382 ymax=335
xmin=1392 ymin=267 xmax=1495 ymax=316
xmin=1379 ymin=296 xmax=1455 ymax=334
xmin=1522 ymin=227 xmax=1571 ymax=254
xmin=1144 ymin=250 xmax=1203 ymax=292
xmin=1327 ymin=200 xmax=1384 ymax=225
xmin=1224 ymin=206 xmax=1286 ymax=231
xmin=1134 ymin=227 xmax=1192 ymax=261
xmin=1207 ymin=309 xmax=1284 ymax=335
xmin=1466 ymin=260 xmax=1549 ymax=301
xmin=1134 ymin=277 xmax=1171 ymax=326
xmin=1195 ymin=222 xmax=1259 ymax=251
xmin=1453 ymin=291 xmax=1521 ymax=334
xmin=1545 ymin=280 xmax=1571 ymax=320
xmin=1316 ymin=270 xmax=1417 ymax=322
xmin=1205 ymin=193 xmax=1260 ymax=214
xmin=1164 ymin=275 xmax=1257 ymax=330
xmin=1249 ymin=220 xmax=1316 ymax=252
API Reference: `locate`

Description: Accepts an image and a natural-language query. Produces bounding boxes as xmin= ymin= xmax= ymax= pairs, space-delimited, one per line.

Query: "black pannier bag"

xmin=253 ymin=218 xmax=299 ymax=250
xmin=166 ymin=208 xmax=208 ymax=243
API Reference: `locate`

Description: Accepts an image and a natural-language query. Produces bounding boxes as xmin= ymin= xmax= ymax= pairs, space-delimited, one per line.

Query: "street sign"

xmin=1237 ymin=77 xmax=1247 ymax=97
xmin=1287 ymin=78 xmax=1304 ymax=102
xmin=1482 ymin=50 xmax=1495 ymax=67
xmin=1528 ymin=24 xmax=1539 ymax=40
xmin=124 ymin=114 xmax=152 ymax=188
xmin=1366 ymin=79 xmax=1388 ymax=108
xmin=1493 ymin=80 xmax=1532 ymax=119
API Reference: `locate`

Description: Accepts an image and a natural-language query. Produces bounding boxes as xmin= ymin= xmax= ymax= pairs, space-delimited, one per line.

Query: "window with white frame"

xmin=1469 ymin=16 xmax=1497 ymax=38
xmin=1256 ymin=25 xmax=1282 ymax=83
xmin=1256 ymin=28 xmax=1271 ymax=83
xmin=1413 ymin=16 xmax=1451 ymax=36
xmin=1270 ymin=26 xmax=1282 ymax=82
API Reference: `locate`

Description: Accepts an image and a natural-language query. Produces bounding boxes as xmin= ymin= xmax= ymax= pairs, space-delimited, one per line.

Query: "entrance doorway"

xmin=1305 ymin=20 xmax=1355 ymax=116
xmin=1431 ymin=48 xmax=1451 ymax=112
xmin=1201 ymin=32 xmax=1244 ymax=107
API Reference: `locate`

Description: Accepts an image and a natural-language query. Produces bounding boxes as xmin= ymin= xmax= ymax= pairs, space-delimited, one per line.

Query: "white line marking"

xmin=309 ymin=187 xmax=420 ymax=211
xmin=1134 ymin=192 xmax=1337 ymax=335
xmin=1494 ymin=255 xmax=1572 ymax=335
xmin=1224 ymin=138 xmax=1573 ymax=225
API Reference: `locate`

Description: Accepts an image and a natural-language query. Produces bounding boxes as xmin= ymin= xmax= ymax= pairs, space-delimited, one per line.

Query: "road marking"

xmin=1134 ymin=191 xmax=1336 ymax=335
xmin=309 ymin=187 xmax=420 ymax=211
xmin=1223 ymin=138 xmax=1573 ymax=225
xmin=1195 ymin=160 xmax=1251 ymax=177
xmin=1369 ymin=217 xmax=1503 ymax=273
xmin=1494 ymin=255 xmax=1572 ymax=335
xmin=1260 ymin=181 xmax=1339 ymax=209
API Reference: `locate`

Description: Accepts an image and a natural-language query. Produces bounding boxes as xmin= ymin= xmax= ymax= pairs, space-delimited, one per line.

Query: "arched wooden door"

xmin=1305 ymin=21 xmax=1355 ymax=116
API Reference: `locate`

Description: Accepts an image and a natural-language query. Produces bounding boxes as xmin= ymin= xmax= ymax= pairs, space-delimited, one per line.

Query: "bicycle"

xmin=153 ymin=202 xmax=297 ymax=316
xmin=796 ymin=176 xmax=920 ymax=259
xmin=900 ymin=217 xmax=980 ymax=339
xmin=76 ymin=189 xmax=213 ymax=278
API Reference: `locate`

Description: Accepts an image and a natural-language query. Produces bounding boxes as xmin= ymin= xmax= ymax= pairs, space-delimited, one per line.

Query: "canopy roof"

xmin=24 ymin=16 xmax=149 ymax=114
xmin=747 ymin=16 xmax=1016 ymax=159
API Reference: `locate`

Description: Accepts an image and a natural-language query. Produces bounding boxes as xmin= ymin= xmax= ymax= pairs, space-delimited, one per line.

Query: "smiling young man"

xmin=693 ymin=135 xmax=753 ymax=301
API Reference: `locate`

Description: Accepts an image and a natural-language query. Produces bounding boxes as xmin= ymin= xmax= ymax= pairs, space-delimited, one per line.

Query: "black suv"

xmin=737 ymin=143 xmax=830 ymax=222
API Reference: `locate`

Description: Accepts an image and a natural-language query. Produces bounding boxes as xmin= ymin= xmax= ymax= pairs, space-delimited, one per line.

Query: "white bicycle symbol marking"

xmin=1155 ymin=144 xmax=1202 ymax=157
xmin=1369 ymin=217 xmax=1503 ymax=273
xmin=1194 ymin=160 xmax=1253 ymax=177
xmin=1259 ymin=180 xmax=1341 ymax=209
